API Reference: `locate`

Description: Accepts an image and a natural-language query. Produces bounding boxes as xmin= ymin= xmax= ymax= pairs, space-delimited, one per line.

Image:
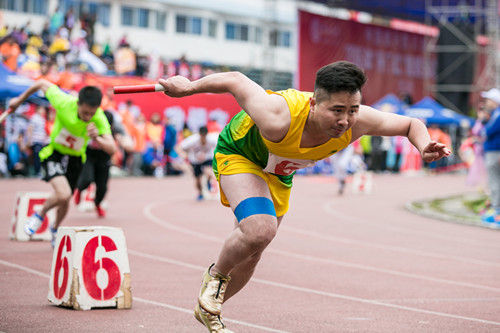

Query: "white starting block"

xmin=351 ymin=171 xmax=373 ymax=195
xmin=9 ymin=191 xmax=56 ymax=242
xmin=77 ymin=184 xmax=107 ymax=212
xmin=48 ymin=226 xmax=132 ymax=310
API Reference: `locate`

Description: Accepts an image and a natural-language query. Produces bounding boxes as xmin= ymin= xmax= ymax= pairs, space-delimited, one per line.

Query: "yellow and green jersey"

xmin=214 ymin=89 xmax=351 ymax=186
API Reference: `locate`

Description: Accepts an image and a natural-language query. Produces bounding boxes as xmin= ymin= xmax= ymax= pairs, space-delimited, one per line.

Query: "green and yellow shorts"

xmin=213 ymin=152 xmax=291 ymax=217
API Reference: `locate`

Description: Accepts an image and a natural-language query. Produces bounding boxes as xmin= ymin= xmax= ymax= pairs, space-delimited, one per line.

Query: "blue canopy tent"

xmin=371 ymin=93 xmax=405 ymax=114
xmin=401 ymin=96 xmax=474 ymax=127
xmin=401 ymin=96 xmax=476 ymax=168
xmin=0 ymin=63 xmax=47 ymax=106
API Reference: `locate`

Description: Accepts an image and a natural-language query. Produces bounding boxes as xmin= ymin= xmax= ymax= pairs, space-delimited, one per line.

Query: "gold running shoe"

xmin=198 ymin=263 xmax=231 ymax=315
xmin=195 ymin=303 xmax=234 ymax=333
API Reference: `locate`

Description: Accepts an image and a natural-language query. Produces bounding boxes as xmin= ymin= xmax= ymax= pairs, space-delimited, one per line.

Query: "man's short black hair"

xmin=78 ymin=86 xmax=102 ymax=107
xmin=314 ymin=61 xmax=367 ymax=103
xmin=199 ymin=126 xmax=208 ymax=135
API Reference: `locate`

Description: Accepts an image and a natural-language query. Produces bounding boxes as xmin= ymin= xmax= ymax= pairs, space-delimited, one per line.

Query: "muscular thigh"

xmin=220 ymin=173 xmax=281 ymax=236
xmin=215 ymin=153 xmax=292 ymax=217
xmin=220 ymin=173 xmax=272 ymax=210
xmin=221 ymin=174 xmax=285 ymax=227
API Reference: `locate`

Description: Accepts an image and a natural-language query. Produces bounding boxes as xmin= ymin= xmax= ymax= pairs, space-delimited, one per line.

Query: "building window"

xmin=32 ymin=0 xmax=45 ymax=14
xmin=0 ymin=0 xmax=47 ymax=13
xmin=138 ymin=8 xmax=149 ymax=28
xmin=226 ymin=24 xmax=235 ymax=40
xmin=155 ymin=11 xmax=166 ymax=31
xmin=208 ymin=19 xmax=217 ymax=38
xmin=6 ymin=0 xmax=19 ymax=11
xmin=254 ymin=27 xmax=262 ymax=44
xmin=60 ymin=1 xmax=110 ymax=27
xmin=225 ymin=22 xmax=250 ymax=42
xmin=191 ymin=17 xmax=202 ymax=35
xmin=120 ymin=5 xmax=150 ymax=28
xmin=176 ymin=14 xmax=211 ymax=36
xmin=176 ymin=15 xmax=187 ymax=33
xmin=121 ymin=7 xmax=134 ymax=26
xmin=270 ymin=30 xmax=291 ymax=48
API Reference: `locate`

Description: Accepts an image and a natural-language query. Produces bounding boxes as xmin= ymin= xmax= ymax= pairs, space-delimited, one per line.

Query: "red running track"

xmin=1 ymin=172 xmax=499 ymax=332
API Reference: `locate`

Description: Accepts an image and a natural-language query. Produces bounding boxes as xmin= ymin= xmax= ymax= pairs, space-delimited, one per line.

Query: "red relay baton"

xmin=113 ymin=83 xmax=166 ymax=94
xmin=0 ymin=107 xmax=13 ymax=124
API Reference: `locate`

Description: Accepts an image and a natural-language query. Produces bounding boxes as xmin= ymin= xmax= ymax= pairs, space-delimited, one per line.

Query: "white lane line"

xmin=0 ymin=259 xmax=50 ymax=278
xmin=282 ymin=225 xmax=500 ymax=268
xmin=3 ymin=252 xmax=499 ymax=328
xmin=143 ymin=201 xmax=500 ymax=292
xmin=323 ymin=200 xmax=500 ymax=248
xmin=268 ymin=248 xmax=500 ymax=293
xmin=128 ymin=249 xmax=205 ymax=271
xmin=0 ymin=259 xmax=289 ymax=333
xmin=127 ymin=249 xmax=500 ymax=327
xmin=143 ymin=200 xmax=222 ymax=243
xmin=252 ymin=278 xmax=500 ymax=326
xmin=372 ymin=297 xmax=500 ymax=304
xmin=134 ymin=297 xmax=291 ymax=333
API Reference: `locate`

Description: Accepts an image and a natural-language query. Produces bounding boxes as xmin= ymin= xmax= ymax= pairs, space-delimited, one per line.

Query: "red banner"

xmin=298 ymin=10 xmax=434 ymax=105
xmin=76 ymin=73 xmax=242 ymax=131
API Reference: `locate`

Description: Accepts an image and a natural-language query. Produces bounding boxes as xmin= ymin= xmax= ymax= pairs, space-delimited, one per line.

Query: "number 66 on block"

xmin=48 ymin=226 xmax=132 ymax=310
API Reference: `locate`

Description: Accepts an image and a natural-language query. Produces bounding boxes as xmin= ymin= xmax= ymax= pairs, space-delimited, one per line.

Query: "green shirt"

xmin=39 ymin=85 xmax=111 ymax=162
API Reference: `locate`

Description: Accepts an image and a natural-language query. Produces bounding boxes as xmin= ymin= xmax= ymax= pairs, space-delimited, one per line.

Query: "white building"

xmin=0 ymin=0 xmax=297 ymax=77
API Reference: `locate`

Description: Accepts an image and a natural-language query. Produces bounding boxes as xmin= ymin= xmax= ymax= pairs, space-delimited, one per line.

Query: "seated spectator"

xmin=118 ymin=99 xmax=141 ymax=121
xmin=7 ymin=132 xmax=29 ymax=177
xmin=26 ymin=106 xmax=48 ymax=176
xmin=57 ymin=63 xmax=75 ymax=90
xmin=127 ymin=113 xmax=147 ymax=175
xmin=163 ymin=116 xmax=181 ymax=175
xmin=0 ymin=35 xmax=21 ymax=71
xmin=142 ymin=141 xmax=163 ymax=177
xmin=0 ymin=24 xmax=9 ymax=39
xmin=0 ymin=140 xmax=8 ymax=177
xmin=36 ymin=61 xmax=60 ymax=83
xmin=114 ymin=43 xmax=136 ymax=75
xmin=146 ymin=112 xmax=164 ymax=147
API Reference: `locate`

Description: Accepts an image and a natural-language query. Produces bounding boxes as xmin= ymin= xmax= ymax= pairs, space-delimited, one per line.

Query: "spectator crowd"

xmin=0 ymin=6 xmax=224 ymax=180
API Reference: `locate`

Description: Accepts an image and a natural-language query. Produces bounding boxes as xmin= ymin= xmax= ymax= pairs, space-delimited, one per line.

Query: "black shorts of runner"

xmin=192 ymin=159 xmax=213 ymax=177
xmin=41 ymin=150 xmax=83 ymax=192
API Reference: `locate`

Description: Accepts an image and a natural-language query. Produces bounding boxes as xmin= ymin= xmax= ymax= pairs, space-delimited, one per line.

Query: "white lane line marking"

xmin=143 ymin=200 xmax=500 ymax=292
xmin=323 ymin=200 xmax=500 ymax=248
xmin=0 ymin=259 xmax=50 ymax=278
xmin=372 ymin=297 xmax=500 ymax=304
xmin=134 ymin=297 xmax=291 ymax=333
xmin=143 ymin=200 xmax=222 ymax=243
xmin=268 ymin=247 xmax=500 ymax=293
xmin=3 ymin=252 xmax=499 ymax=328
xmin=128 ymin=249 xmax=500 ymax=327
xmin=252 ymin=277 xmax=500 ymax=326
xmin=282 ymin=225 xmax=500 ymax=268
xmin=0 ymin=259 xmax=288 ymax=333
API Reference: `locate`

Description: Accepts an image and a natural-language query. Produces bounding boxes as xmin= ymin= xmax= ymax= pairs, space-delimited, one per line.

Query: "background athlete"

xmin=8 ymin=79 xmax=116 ymax=247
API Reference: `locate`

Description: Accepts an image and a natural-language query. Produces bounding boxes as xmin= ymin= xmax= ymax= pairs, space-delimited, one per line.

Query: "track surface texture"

xmin=1 ymin=172 xmax=499 ymax=332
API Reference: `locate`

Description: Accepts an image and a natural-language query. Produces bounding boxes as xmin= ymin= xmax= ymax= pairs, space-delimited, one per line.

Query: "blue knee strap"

xmin=234 ymin=197 xmax=276 ymax=223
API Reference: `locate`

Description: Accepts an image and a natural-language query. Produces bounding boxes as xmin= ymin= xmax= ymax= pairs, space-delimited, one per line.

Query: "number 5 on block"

xmin=48 ymin=226 xmax=132 ymax=310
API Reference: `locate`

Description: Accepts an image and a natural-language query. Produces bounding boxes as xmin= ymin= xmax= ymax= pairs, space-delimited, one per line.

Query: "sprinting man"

xmin=8 ymin=79 xmax=116 ymax=246
xmin=178 ymin=125 xmax=218 ymax=200
xmin=74 ymin=110 xmax=132 ymax=217
xmin=157 ymin=61 xmax=451 ymax=332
